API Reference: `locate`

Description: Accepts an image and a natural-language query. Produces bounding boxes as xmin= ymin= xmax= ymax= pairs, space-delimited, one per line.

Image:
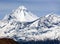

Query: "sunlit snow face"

xmin=3 ymin=6 xmax=39 ymax=22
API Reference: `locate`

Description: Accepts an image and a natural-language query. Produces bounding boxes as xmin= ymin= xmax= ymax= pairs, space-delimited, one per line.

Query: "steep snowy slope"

xmin=3 ymin=6 xmax=38 ymax=22
xmin=13 ymin=13 xmax=60 ymax=41
xmin=1 ymin=13 xmax=60 ymax=41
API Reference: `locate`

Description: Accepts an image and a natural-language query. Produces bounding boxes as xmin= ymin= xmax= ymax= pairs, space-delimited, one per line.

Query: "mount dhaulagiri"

xmin=0 ymin=6 xmax=60 ymax=44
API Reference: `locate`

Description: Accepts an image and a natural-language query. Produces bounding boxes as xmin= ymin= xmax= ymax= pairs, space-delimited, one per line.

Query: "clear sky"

xmin=0 ymin=0 xmax=60 ymax=19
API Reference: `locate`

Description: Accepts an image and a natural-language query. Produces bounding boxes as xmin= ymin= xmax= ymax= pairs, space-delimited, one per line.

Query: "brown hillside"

xmin=0 ymin=38 xmax=17 ymax=44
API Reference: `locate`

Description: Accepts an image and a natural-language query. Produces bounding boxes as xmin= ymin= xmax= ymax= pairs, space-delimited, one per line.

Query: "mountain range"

xmin=0 ymin=6 xmax=60 ymax=42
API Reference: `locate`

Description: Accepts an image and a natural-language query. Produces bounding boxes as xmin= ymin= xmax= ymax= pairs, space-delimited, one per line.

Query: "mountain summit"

xmin=18 ymin=6 xmax=27 ymax=10
xmin=3 ymin=6 xmax=38 ymax=22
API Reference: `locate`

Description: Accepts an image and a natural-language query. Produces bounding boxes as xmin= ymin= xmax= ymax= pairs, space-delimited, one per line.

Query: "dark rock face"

xmin=0 ymin=38 xmax=17 ymax=44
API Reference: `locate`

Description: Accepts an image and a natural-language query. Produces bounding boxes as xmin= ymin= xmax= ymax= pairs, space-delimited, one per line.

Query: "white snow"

xmin=3 ymin=6 xmax=39 ymax=22
xmin=0 ymin=6 xmax=60 ymax=41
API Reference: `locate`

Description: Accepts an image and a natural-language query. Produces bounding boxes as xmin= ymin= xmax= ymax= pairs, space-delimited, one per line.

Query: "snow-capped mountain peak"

xmin=3 ymin=6 xmax=39 ymax=22
xmin=45 ymin=12 xmax=56 ymax=17
xmin=45 ymin=13 xmax=60 ymax=23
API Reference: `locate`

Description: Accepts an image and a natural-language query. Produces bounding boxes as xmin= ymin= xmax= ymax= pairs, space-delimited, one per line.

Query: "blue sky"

xmin=0 ymin=0 xmax=60 ymax=19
